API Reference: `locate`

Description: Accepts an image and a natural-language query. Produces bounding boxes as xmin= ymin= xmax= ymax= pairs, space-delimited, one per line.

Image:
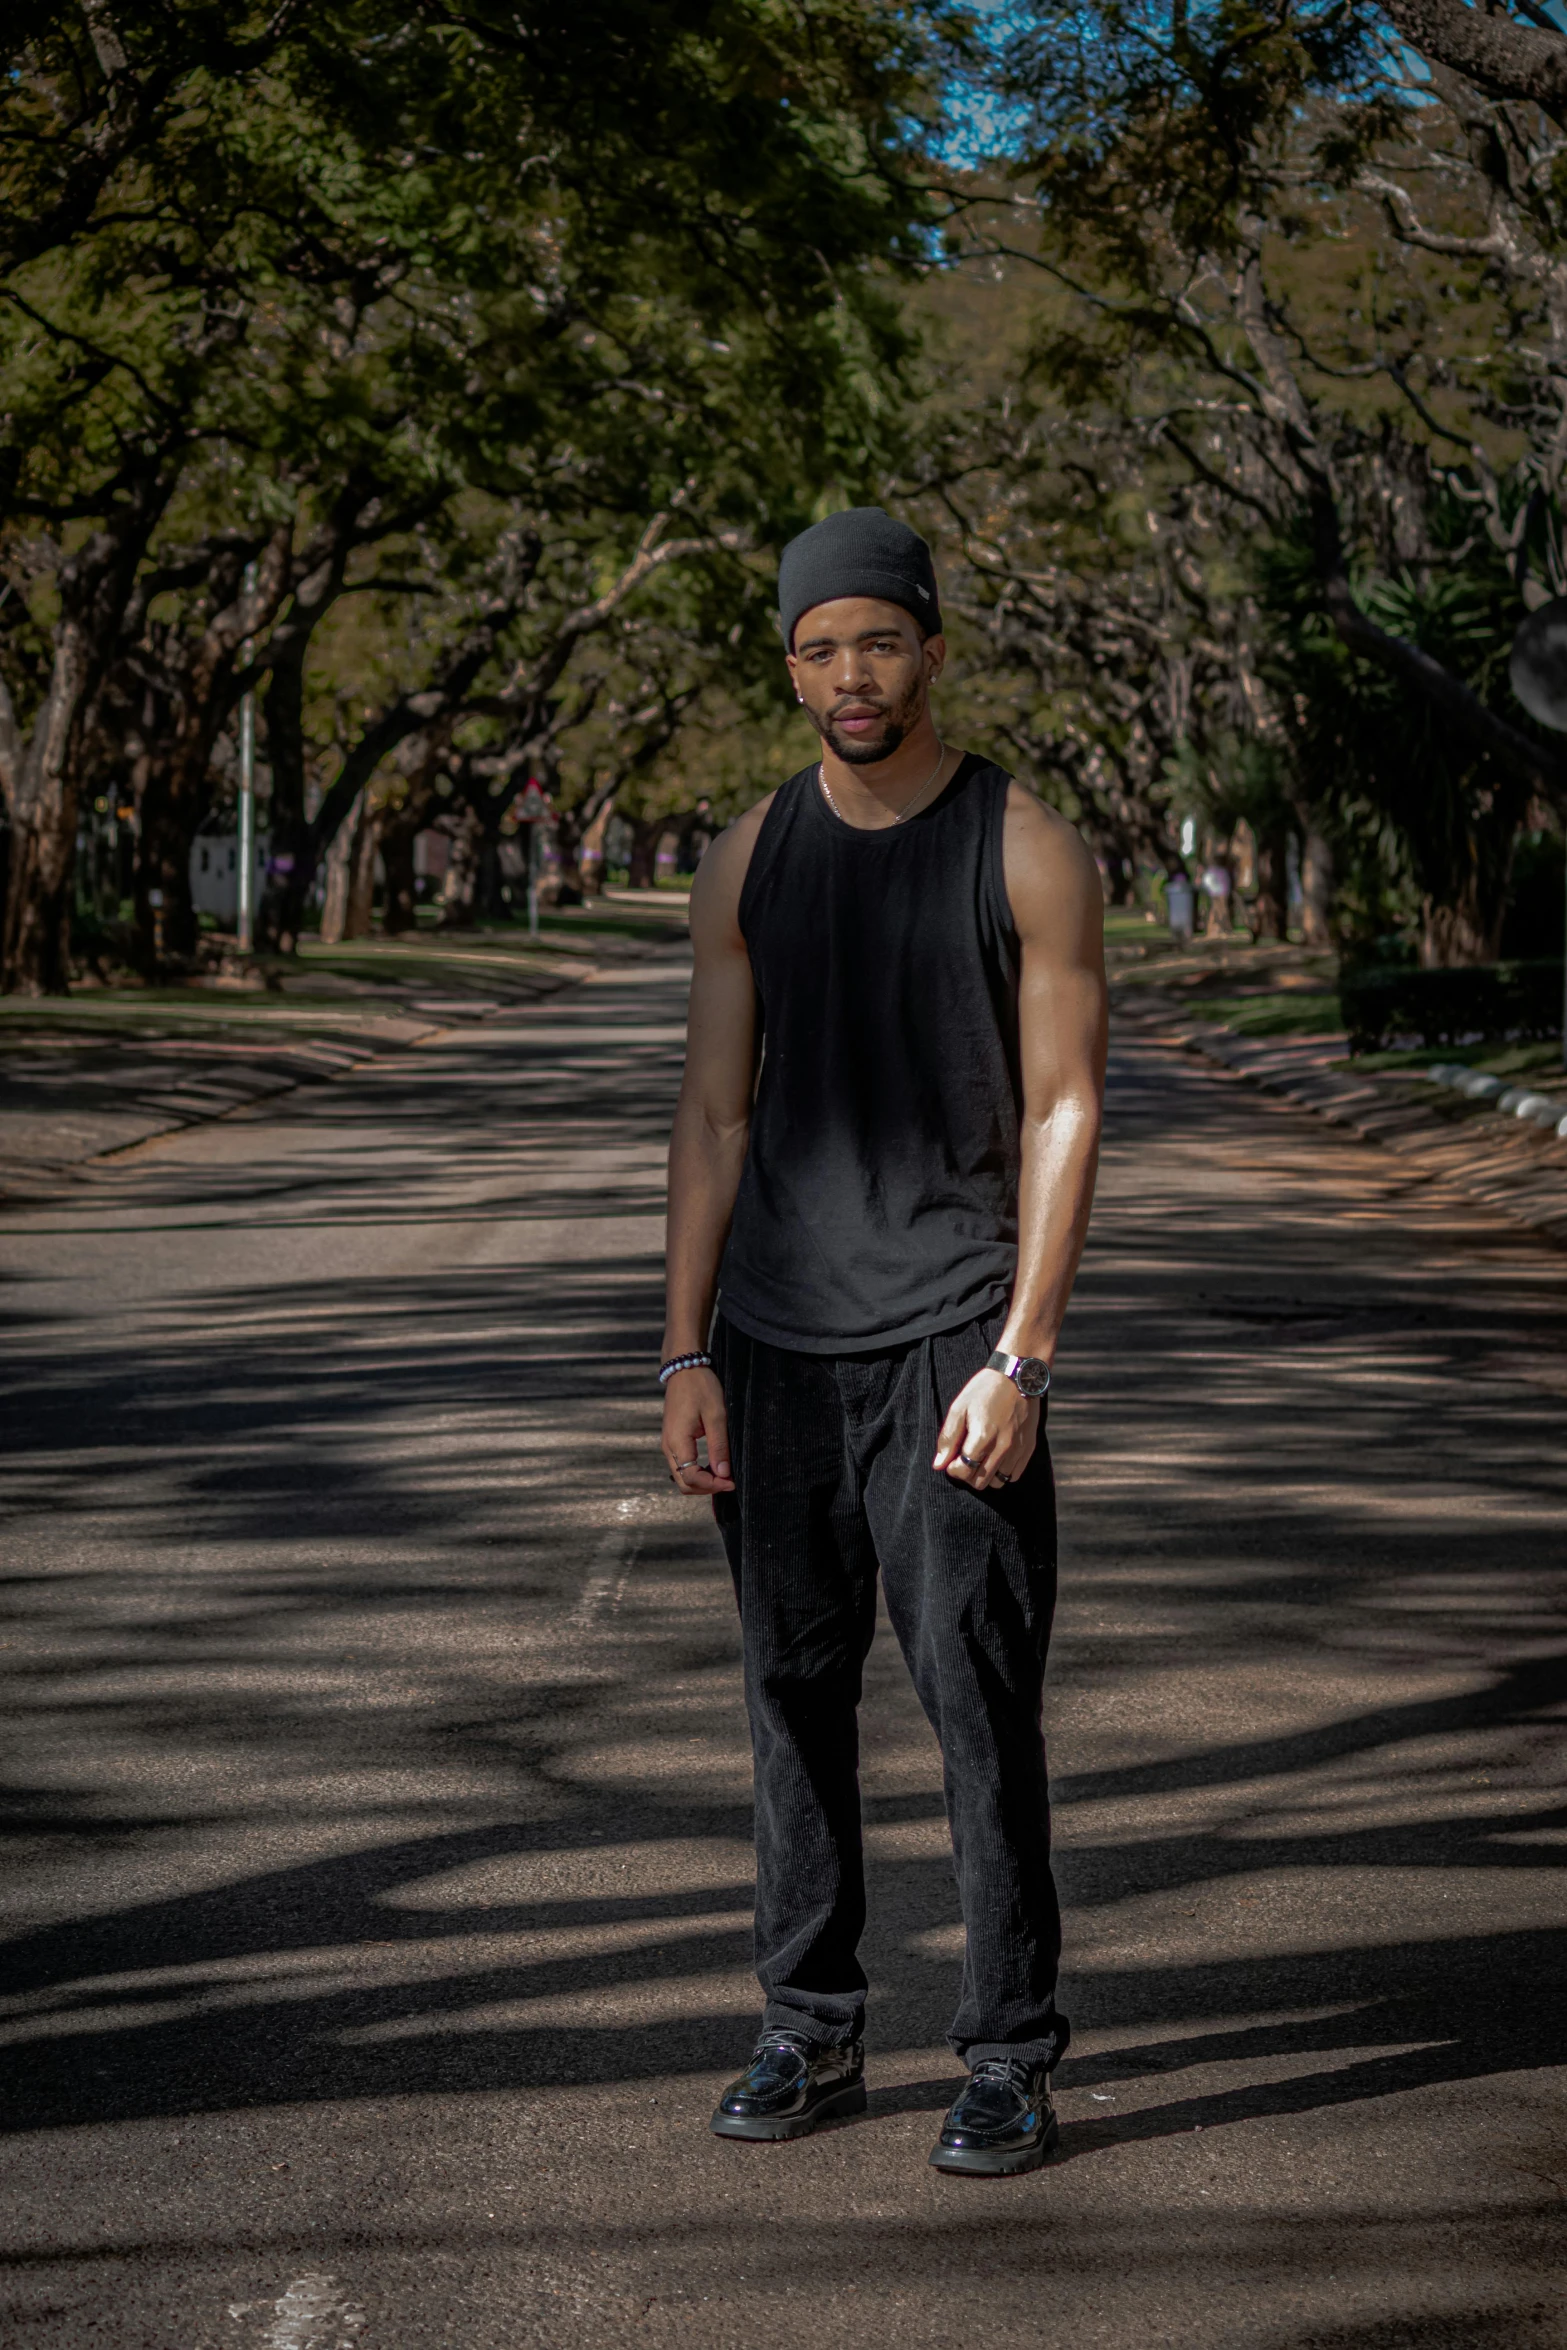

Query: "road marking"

xmin=229 ymin=2273 xmax=366 ymax=2349
xmin=569 ymin=1495 xmax=663 ymax=1626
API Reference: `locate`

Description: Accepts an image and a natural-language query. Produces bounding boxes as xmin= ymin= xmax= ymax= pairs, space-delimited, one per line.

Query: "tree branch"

xmin=1380 ymin=0 xmax=1567 ymax=124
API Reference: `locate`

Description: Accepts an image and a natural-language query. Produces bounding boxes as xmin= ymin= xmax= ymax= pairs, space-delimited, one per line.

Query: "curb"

xmin=1113 ymin=988 xmax=1567 ymax=1249
xmin=1418 ymin=1062 xmax=1567 ymax=1137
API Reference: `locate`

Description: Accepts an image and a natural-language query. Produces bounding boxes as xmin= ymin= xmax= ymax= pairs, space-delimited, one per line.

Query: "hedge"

xmin=1340 ymin=959 xmax=1566 ymax=1054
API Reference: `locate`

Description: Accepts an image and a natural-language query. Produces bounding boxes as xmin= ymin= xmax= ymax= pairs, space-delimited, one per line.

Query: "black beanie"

xmin=778 ymin=506 xmax=941 ymax=650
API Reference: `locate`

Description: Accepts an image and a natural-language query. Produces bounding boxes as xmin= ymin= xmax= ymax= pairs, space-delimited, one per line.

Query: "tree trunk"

xmin=128 ymin=531 xmax=290 ymax=971
xmin=549 ymin=807 xmax=586 ymax=902
xmin=475 ymin=830 xmax=505 ymax=923
xmin=344 ymin=799 xmax=380 ymax=939
xmin=1250 ymin=822 xmax=1291 ymax=941
xmin=1300 ymin=828 xmax=1334 ymax=948
xmin=627 ymin=815 xmax=666 ymax=888
xmin=318 ymin=791 xmax=362 ymax=945
xmin=375 ymin=750 xmax=440 ymax=936
xmin=259 ymin=636 xmax=311 ymax=953
xmin=670 ymin=806 xmax=711 ymax=879
xmin=255 ymin=508 xmax=359 ymax=954
xmin=1 ymin=798 xmax=76 ymax=996
xmin=134 ymin=772 xmax=202 ymax=969
xmin=379 ymin=809 xmax=420 ymax=935
xmin=438 ymin=804 xmax=482 ymax=927
xmin=1416 ymin=791 xmax=1523 ymax=967
xmin=578 ymin=799 xmax=613 ymax=896
xmin=1420 ymin=894 xmax=1505 ymax=968
xmin=1 ymin=505 xmax=169 ymax=995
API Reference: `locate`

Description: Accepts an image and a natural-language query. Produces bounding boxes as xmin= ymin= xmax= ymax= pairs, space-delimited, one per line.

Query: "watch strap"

xmin=986 ymin=1349 xmax=1051 ymax=1397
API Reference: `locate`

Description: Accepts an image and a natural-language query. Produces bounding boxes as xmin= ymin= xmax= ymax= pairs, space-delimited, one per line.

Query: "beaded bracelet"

xmin=659 ymin=1350 xmax=713 ymax=1387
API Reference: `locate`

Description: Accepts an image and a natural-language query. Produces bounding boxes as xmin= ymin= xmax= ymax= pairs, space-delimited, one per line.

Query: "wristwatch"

xmin=987 ymin=1349 xmax=1051 ymax=1398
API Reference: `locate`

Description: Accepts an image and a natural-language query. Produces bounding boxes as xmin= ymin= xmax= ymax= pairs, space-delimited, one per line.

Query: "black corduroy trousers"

xmin=712 ymin=1307 xmax=1069 ymax=2069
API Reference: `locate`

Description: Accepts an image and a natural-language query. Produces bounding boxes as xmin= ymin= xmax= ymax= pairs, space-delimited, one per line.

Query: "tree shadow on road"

xmin=1 ymin=1031 xmax=1565 ymax=2255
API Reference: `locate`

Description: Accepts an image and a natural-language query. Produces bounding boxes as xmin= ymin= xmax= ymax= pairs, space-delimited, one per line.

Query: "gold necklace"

xmin=818 ymin=739 xmax=947 ymax=829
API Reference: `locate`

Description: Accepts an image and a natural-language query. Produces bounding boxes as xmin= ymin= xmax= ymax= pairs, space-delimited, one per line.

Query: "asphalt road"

xmin=2 ymin=959 xmax=1565 ymax=2350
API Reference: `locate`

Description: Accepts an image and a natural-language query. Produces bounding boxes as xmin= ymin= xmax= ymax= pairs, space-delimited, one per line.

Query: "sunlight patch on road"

xmin=228 ymin=2273 xmax=365 ymax=2350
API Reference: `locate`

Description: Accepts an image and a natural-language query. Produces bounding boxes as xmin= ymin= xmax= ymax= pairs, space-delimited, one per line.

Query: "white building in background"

xmin=189 ymin=825 xmax=268 ymax=927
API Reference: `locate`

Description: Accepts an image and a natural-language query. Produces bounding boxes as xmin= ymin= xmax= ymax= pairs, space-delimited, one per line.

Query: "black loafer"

xmin=710 ymin=2030 xmax=866 ymax=2141
xmin=929 ymin=2058 xmax=1058 ymax=2175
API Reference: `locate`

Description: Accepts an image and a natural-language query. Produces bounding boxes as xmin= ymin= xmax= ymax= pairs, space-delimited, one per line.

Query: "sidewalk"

xmin=1115 ymin=983 xmax=1567 ymax=1248
xmin=0 ymin=915 xmax=687 ymax=1205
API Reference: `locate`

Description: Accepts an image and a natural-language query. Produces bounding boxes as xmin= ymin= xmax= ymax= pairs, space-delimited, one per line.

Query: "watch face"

xmin=1013 ymin=1356 xmax=1051 ymax=1397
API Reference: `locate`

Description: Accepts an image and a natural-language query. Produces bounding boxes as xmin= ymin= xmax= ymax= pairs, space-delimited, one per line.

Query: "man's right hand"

xmin=662 ymin=1366 xmax=734 ymax=1495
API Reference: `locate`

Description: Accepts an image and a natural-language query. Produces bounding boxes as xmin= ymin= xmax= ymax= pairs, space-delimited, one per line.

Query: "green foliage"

xmin=1340 ymin=958 xmax=1564 ymax=1052
xmin=1256 ymin=514 xmax=1538 ymax=955
xmin=910 ymin=0 xmax=1567 ymax=968
xmin=1 ymin=0 xmax=934 ymax=553
xmin=1 ymin=0 xmax=954 ymax=980
xmin=8 ymin=0 xmax=1565 ymax=985
xmin=1003 ymin=0 xmax=1390 ymax=273
xmin=1164 ymin=732 xmax=1292 ymax=846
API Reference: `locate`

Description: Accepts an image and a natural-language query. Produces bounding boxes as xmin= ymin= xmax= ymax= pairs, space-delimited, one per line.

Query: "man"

xmin=659 ymin=506 xmax=1106 ymax=2176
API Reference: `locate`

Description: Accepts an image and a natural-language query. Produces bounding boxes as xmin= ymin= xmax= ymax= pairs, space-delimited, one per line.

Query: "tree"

xmin=917 ymin=1 xmax=1567 ymax=959
xmin=906 ymin=376 xmax=1238 ymax=897
xmin=0 ymin=0 xmax=946 ymax=991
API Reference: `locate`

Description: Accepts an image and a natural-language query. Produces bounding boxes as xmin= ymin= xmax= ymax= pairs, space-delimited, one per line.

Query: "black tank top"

xmin=718 ymin=752 xmax=1022 ymax=1352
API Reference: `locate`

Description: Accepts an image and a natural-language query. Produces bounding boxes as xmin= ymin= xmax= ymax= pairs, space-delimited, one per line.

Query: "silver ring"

xmin=673 ymin=1458 xmax=699 ymax=1472
xmin=995 ymin=1471 xmax=1013 ymax=1486
xmin=959 ymin=1452 xmax=980 ymax=1469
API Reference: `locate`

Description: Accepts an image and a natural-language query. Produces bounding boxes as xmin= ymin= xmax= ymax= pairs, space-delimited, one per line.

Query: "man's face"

xmin=786 ymin=597 xmax=944 ymax=766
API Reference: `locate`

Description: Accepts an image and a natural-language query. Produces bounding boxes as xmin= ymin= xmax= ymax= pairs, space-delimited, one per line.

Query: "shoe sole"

xmin=710 ymin=2082 xmax=868 ymax=2142
xmin=928 ymin=2115 xmax=1060 ymax=2176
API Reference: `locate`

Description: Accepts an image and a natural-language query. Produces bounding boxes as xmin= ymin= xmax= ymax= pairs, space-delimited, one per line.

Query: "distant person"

xmin=660 ymin=507 xmax=1107 ymax=2176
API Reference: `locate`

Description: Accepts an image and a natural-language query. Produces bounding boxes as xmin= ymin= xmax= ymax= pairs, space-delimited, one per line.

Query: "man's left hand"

xmin=933 ymin=1370 xmax=1040 ymax=1492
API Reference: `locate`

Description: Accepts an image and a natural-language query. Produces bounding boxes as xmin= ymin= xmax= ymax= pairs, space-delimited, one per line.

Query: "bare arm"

xmin=660 ymin=799 xmax=770 ymax=1497
xmin=934 ymin=783 xmax=1108 ymax=1490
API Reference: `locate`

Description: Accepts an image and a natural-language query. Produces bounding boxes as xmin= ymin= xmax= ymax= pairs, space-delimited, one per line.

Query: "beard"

xmin=809 ymin=678 xmax=924 ymax=766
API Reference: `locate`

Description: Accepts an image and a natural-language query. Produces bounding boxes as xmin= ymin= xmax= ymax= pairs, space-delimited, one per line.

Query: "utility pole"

xmin=237 ymin=561 xmax=257 ymax=956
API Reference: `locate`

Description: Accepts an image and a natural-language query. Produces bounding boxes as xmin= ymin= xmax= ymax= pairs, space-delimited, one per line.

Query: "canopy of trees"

xmin=913 ymin=0 xmax=1567 ymax=964
xmin=3 ymin=0 xmax=1565 ymax=988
